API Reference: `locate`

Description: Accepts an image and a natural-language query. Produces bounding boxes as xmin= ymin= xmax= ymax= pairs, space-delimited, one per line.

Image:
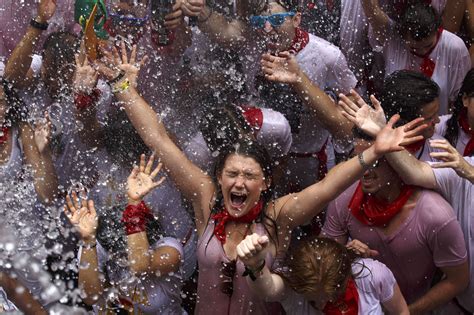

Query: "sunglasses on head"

xmin=249 ymin=12 xmax=295 ymax=28
xmin=109 ymin=12 xmax=150 ymax=27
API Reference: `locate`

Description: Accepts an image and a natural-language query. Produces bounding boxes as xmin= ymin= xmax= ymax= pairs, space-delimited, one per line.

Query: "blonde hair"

xmin=277 ymin=237 xmax=356 ymax=300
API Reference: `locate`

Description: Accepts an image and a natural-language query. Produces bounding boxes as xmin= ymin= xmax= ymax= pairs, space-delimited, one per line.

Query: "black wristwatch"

xmin=30 ymin=18 xmax=49 ymax=31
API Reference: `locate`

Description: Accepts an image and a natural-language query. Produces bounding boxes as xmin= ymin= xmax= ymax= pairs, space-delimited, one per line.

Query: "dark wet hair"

xmin=199 ymin=105 xmax=254 ymax=154
xmin=1 ymin=79 xmax=29 ymax=127
xmin=445 ymin=69 xmax=474 ymax=148
xmin=398 ymin=3 xmax=441 ymax=40
xmin=103 ymin=108 xmax=151 ymax=166
xmin=96 ymin=204 xmax=162 ymax=257
xmin=381 ymin=70 xmax=439 ymax=126
xmin=42 ymin=31 xmax=79 ymax=74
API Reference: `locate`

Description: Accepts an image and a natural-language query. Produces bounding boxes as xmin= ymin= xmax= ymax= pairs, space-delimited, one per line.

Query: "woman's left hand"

xmin=34 ymin=112 xmax=52 ymax=154
xmin=430 ymin=139 xmax=474 ymax=179
xmin=127 ymin=153 xmax=166 ymax=204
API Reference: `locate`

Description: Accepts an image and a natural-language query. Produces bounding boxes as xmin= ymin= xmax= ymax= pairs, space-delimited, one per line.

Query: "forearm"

xmin=78 ymin=244 xmax=104 ymax=305
xmin=385 ymin=151 xmax=437 ymax=189
xmin=291 ymin=71 xmax=353 ymax=140
xmin=245 ymin=266 xmax=286 ymax=302
xmin=361 ymin=0 xmax=390 ymax=42
xmin=126 ymin=232 xmax=151 ymax=274
xmin=409 ymin=277 xmax=468 ymax=314
xmin=0 ymin=272 xmax=47 ymax=315
xmin=4 ymin=26 xmax=43 ymax=87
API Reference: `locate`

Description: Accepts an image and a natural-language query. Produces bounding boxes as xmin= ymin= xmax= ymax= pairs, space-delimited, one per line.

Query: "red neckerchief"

xmin=411 ymin=27 xmax=443 ymax=78
xmin=458 ymin=108 xmax=474 ymax=156
xmin=404 ymin=139 xmax=425 ymax=155
xmin=349 ymin=182 xmax=415 ymax=227
xmin=212 ymin=200 xmax=263 ymax=244
xmin=0 ymin=127 xmax=9 ymax=145
xmin=323 ymin=278 xmax=359 ymax=315
xmin=289 ymin=28 xmax=309 ymax=54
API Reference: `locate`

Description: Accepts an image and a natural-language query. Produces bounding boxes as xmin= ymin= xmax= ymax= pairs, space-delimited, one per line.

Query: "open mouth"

xmin=230 ymin=192 xmax=248 ymax=209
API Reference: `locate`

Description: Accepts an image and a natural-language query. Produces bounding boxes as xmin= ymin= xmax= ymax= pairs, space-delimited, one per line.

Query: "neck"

xmin=373 ymin=181 xmax=403 ymax=203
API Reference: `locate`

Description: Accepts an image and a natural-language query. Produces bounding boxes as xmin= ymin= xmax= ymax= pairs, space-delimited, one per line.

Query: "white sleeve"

xmin=431 ymin=164 xmax=461 ymax=204
xmin=30 ymin=54 xmax=43 ymax=76
xmin=258 ymin=108 xmax=292 ymax=158
xmin=152 ymin=237 xmax=184 ymax=259
xmin=355 ymin=259 xmax=396 ymax=303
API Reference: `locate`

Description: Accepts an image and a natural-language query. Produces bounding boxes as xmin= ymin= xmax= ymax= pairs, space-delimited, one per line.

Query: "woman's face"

xmin=218 ymin=154 xmax=269 ymax=218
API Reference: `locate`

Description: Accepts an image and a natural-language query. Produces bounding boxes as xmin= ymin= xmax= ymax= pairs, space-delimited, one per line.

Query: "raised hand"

xmin=346 ymin=239 xmax=379 ymax=257
xmin=374 ymin=115 xmax=427 ymax=155
xmin=97 ymin=42 xmax=148 ymax=89
xmin=127 ymin=154 xmax=166 ymax=204
xmin=236 ymin=233 xmax=270 ymax=269
xmin=73 ymin=50 xmax=98 ymax=94
xmin=261 ymin=52 xmax=301 ymax=84
xmin=339 ymin=90 xmax=386 ymax=137
xmin=430 ymin=139 xmax=474 ymax=178
xmin=37 ymin=0 xmax=57 ymax=23
xmin=34 ymin=112 xmax=52 ymax=154
xmin=181 ymin=0 xmax=205 ymax=17
xmin=64 ymin=190 xmax=98 ymax=242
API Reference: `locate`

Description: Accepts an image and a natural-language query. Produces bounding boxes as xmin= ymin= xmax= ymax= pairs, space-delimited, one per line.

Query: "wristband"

xmin=82 ymin=241 xmax=97 ymax=250
xmin=30 ymin=18 xmax=49 ymax=31
xmin=357 ymin=152 xmax=369 ymax=169
xmin=111 ymin=78 xmax=130 ymax=94
xmin=74 ymin=88 xmax=101 ymax=111
xmin=121 ymin=201 xmax=153 ymax=235
xmin=108 ymin=71 xmax=126 ymax=85
xmin=242 ymin=259 xmax=266 ymax=281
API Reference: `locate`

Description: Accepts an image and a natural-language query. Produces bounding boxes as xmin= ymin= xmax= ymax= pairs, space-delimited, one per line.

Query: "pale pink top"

xmin=196 ymin=221 xmax=284 ymax=315
xmin=322 ymin=183 xmax=467 ymax=304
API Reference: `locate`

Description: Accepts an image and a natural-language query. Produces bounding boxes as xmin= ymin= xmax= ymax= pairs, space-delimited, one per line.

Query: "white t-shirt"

xmin=183 ymin=107 xmax=292 ymax=172
xmin=370 ymin=29 xmax=471 ymax=115
xmin=431 ymin=157 xmax=474 ymax=312
xmin=280 ymin=258 xmax=397 ymax=315
xmin=79 ymin=237 xmax=186 ymax=315
xmin=435 ymin=114 xmax=471 ymax=155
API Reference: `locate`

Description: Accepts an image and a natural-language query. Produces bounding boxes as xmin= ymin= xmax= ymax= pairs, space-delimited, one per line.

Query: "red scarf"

xmin=349 ymin=182 xmax=415 ymax=227
xmin=0 ymin=127 xmax=9 ymax=145
xmin=212 ymin=201 xmax=263 ymax=244
xmin=240 ymin=105 xmax=264 ymax=138
xmin=323 ymin=278 xmax=359 ymax=315
xmin=289 ymin=28 xmax=309 ymax=54
xmin=404 ymin=139 xmax=425 ymax=155
xmin=411 ymin=27 xmax=443 ymax=78
xmin=458 ymin=108 xmax=474 ymax=156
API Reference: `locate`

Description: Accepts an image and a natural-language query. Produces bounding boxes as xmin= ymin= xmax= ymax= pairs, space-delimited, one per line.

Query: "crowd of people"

xmin=0 ymin=0 xmax=473 ymax=314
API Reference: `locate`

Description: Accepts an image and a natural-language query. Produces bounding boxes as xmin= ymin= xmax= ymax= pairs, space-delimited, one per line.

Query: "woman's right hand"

xmin=237 ymin=233 xmax=269 ymax=269
xmin=64 ymin=190 xmax=98 ymax=242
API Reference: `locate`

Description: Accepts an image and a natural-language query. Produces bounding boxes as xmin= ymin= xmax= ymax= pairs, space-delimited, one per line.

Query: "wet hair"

xmin=256 ymin=0 xmax=302 ymax=14
xmin=445 ymin=69 xmax=474 ymax=147
xmin=199 ymin=105 xmax=254 ymax=154
xmin=96 ymin=204 xmax=162 ymax=258
xmin=103 ymin=108 xmax=151 ymax=166
xmin=398 ymin=3 xmax=441 ymax=41
xmin=205 ymin=139 xmax=279 ymax=247
xmin=276 ymin=237 xmax=361 ymax=300
xmin=1 ymin=79 xmax=29 ymax=127
xmin=381 ymin=70 xmax=439 ymax=126
xmin=41 ymin=31 xmax=79 ymax=75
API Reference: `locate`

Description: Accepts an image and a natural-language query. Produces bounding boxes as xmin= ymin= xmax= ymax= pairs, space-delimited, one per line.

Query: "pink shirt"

xmin=322 ymin=183 xmax=467 ymax=303
xmin=196 ymin=221 xmax=283 ymax=315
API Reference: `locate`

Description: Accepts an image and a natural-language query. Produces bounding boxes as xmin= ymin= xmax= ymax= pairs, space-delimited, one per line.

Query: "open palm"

xmin=261 ymin=51 xmax=301 ymax=84
xmin=64 ymin=190 xmax=98 ymax=241
xmin=127 ymin=154 xmax=166 ymax=202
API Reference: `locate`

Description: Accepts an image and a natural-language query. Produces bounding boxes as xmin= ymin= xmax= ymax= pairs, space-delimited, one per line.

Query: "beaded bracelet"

xmin=242 ymin=259 xmax=266 ymax=281
xmin=30 ymin=18 xmax=49 ymax=31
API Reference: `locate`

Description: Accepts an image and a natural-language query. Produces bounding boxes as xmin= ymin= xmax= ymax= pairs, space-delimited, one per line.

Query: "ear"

xmin=262 ymin=177 xmax=272 ymax=192
xmin=462 ymin=95 xmax=470 ymax=108
xmin=292 ymin=12 xmax=302 ymax=28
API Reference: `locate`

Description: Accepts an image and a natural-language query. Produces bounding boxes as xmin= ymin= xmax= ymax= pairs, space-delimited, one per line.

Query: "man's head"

xmin=251 ymin=1 xmax=302 ymax=53
xmin=382 ymin=70 xmax=440 ymax=139
xmin=398 ymin=3 xmax=441 ymax=56
xmin=41 ymin=32 xmax=80 ymax=97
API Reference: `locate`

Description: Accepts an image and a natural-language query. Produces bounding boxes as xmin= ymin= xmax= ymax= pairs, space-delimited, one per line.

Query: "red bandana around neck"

xmin=404 ymin=139 xmax=425 ymax=155
xmin=323 ymin=278 xmax=359 ymax=315
xmin=0 ymin=127 xmax=9 ymax=145
xmin=289 ymin=28 xmax=309 ymax=54
xmin=411 ymin=27 xmax=443 ymax=78
xmin=458 ymin=108 xmax=474 ymax=156
xmin=349 ymin=182 xmax=415 ymax=227
xmin=240 ymin=105 xmax=264 ymax=137
xmin=212 ymin=200 xmax=264 ymax=244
